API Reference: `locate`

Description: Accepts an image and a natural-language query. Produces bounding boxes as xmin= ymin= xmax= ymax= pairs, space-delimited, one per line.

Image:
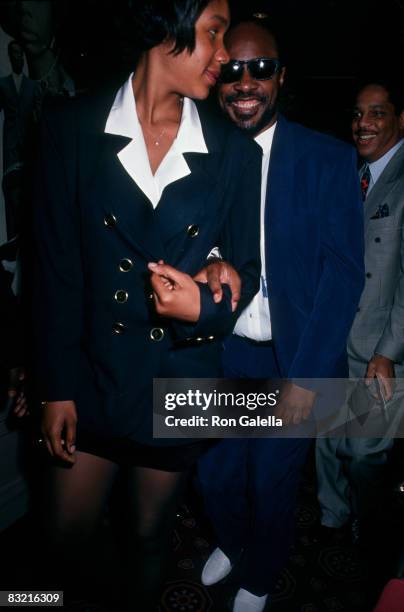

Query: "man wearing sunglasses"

xmin=198 ymin=15 xmax=364 ymax=612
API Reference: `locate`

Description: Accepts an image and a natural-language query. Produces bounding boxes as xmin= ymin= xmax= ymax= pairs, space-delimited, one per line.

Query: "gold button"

xmin=119 ymin=258 xmax=133 ymax=272
xmin=113 ymin=322 xmax=126 ymax=335
xmin=195 ymin=337 xmax=203 ymax=342
xmin=114 ymin=290 xmax=128 ymax=303
xmin=187 ymin=224 xmax=199 ymax=238
xmin=104 ymin=213 xmax=117 ymax=228
xmin=150 ymin=327 xmax=164 ymax=342
xmin=208 ymin=335 xmax=215 ymax=341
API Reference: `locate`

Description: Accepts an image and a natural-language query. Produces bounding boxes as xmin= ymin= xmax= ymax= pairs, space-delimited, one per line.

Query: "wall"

xmin=0 ymin=28 xmax=29 ymax=531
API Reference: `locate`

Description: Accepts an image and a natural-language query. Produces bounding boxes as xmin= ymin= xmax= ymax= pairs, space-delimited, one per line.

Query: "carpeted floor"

xmin=160 ymin=457 xmax=369 ymax=612
xmin=1 ymin=444 xmax=402 ymax=612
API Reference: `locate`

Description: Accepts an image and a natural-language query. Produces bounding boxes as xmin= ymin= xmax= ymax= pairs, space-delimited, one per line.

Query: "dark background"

xmin=1 ymin=0 xmax=402 ymax=141
xmin=50 ymin=0 xmax=404 ymax=142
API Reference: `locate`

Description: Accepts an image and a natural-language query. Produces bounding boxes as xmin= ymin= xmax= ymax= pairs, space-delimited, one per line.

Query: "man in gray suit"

xmin=316 ymin=78 xmax=404 ymax=542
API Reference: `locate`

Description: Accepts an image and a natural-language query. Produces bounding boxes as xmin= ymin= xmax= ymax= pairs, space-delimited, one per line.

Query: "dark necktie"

xmin=360 ymin=164 xmax=371 ymax=201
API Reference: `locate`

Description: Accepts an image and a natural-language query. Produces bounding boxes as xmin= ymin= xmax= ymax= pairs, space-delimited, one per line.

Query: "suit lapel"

xmin=89 ymin=95 xmax=221 ymax=262
xmin=364 ymin=144 xmax=404 ymax=231
xmin=265 ymin=116 xmax=295 ymax=284
xmin=96 ymin=132 xmax=167 ymax=262
xmin=155 ymin=151 xmax=219 ymax=246
xmin=152 ymin=101 xmax=222 ymax=256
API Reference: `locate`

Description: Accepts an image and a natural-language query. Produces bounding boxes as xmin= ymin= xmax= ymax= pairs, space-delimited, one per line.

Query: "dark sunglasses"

xmin=219 ymin=57 xmax=282 ymax=84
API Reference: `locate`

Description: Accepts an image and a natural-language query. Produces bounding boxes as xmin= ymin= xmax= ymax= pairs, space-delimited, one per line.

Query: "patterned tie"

xmin=360 ymin=164 xmax=371 ymax=201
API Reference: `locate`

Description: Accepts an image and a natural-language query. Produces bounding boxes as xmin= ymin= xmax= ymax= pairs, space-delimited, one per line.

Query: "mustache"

xmin=224 ymin=93 xmax=268 ymax=104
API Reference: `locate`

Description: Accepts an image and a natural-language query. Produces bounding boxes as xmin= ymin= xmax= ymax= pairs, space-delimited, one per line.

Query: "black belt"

xmin=235 ymin=335 xmax=273 ymax=348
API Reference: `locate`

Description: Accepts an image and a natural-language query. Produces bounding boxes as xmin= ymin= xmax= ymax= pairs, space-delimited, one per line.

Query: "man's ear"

xmin=279 ymin=66 xmax=286 ymax=87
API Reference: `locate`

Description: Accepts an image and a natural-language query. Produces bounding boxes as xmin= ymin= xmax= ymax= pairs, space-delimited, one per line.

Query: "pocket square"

xmin=370 ymin=203 xmax=389 ymax=219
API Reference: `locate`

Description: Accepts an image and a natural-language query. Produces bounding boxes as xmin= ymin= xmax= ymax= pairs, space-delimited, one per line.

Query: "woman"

xmin=32 ymin=0 xmax=261 ymax=608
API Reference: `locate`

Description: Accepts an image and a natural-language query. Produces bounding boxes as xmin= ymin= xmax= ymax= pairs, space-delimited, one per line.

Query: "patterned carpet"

xmin=2 ymin=443 xmax=402 ymax=612
xmin=160 ymin=458 xmax=370 ymax=612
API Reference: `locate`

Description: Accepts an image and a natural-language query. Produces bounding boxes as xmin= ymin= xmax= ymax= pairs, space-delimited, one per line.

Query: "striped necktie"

xmin=360 ymin=164 xmax=371 ymax=201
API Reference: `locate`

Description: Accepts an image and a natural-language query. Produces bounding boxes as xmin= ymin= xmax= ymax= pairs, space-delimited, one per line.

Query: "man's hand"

xmin=41 ymin=400 xmax=77 ymax=464
xmin=148 ymin=262 xmax=200 ymax=322
xmin=193 ymin=260 xmax=241 ymax=312
xmin=276 ymin=383 xmax=316 ymax=425
xmin=365 ymin=354 xmax=395 ymax=401
xmin=8 ymin=367 xmax=28 ymax=417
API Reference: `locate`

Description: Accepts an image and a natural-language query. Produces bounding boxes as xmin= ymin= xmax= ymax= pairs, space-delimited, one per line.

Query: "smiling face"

xmin=352 ymin=84 xmax=404 ymax=162
xmin=158 ymin=0 xmax=230 ymax=100
xmin=218 ymin=21 xmax=285 ymax=136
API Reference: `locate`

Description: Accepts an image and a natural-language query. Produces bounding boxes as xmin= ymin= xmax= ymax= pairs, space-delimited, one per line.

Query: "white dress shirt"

xmin=104 ymin=73 xmax=208 ymax=208
xmin=234 ymin=123 xmax=276 ymax=341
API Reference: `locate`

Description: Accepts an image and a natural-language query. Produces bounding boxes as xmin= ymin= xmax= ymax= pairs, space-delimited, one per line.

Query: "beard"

xmin=223 ymin=93 xmax=278 ymax=137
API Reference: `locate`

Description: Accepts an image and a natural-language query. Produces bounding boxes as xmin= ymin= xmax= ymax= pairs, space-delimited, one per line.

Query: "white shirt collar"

xmin=104 ymin=73 xmax=208 ymax=155
xmin=175 ymin=94 xmax=208 ymax=155
xmin=105 ymin=73 xmax=139 ymax=139
xmin=104 ymin=73 xmax=208 ymax=208
xmin=254 ymin=122 xmax=276 ymax=155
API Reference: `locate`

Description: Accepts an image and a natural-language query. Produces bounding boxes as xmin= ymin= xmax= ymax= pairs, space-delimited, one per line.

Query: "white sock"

xmin=233 ymin=588 xmax=268 ymax=612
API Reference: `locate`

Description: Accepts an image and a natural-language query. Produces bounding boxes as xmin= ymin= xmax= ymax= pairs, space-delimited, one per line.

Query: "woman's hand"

xmin=148 ymin=262 xmax=200 ymax=322
xmin=41 ymin=400 xmax=77 ymax=464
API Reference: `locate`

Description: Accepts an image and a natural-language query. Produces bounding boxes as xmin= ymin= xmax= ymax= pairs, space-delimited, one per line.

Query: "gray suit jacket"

xmin=0 ymin=73 xmax=40 ymax=171
xmin=348 ymin=143 xmax=404 ymax=374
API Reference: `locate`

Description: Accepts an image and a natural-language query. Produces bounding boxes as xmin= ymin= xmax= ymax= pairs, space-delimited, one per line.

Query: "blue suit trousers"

xmin=198 ymin=335 xmax=312 ymax=594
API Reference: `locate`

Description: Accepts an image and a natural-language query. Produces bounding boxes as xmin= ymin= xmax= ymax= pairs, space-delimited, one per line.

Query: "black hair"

xmin=356 ymin=76 xmax=404 ymax=115
xmin=126 ymin=0 xmax=213 ymax=55
xmin=227 ymin=12 xmax=285 ymax=64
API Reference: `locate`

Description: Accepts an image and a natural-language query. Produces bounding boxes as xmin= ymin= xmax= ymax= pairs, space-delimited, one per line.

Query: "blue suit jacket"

xmin=264 ymin=116 xmax=364 ymax=379
xmin=32 ymin=91 xmax=261 ymax=443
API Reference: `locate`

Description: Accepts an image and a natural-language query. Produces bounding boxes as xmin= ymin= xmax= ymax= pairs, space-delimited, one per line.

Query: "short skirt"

xmin=75 ymin=429 xmax=210 ymax=472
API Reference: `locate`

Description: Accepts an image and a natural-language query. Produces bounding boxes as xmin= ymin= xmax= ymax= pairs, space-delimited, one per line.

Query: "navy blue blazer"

xmin=32 ymin=91 xmax=261 ymax=443
xmin=266 ymin=116 xmax=365 ymax=380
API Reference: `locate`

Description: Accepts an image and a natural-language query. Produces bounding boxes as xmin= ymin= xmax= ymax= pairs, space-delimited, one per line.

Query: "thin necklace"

xmin=141 ymin=97 xmax=184 ymax=147
xmin=143 ymin=125 xmax=166 ymax=147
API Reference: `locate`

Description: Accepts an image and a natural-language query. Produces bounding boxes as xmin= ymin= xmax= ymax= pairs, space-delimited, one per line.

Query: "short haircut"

xmin=227 ymin=12 xmax=284 ymax=64
xmin=126 ymin=0 xmax=212 ymax=55
xmin=356 ymin=77 xmax=404 ymax=115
